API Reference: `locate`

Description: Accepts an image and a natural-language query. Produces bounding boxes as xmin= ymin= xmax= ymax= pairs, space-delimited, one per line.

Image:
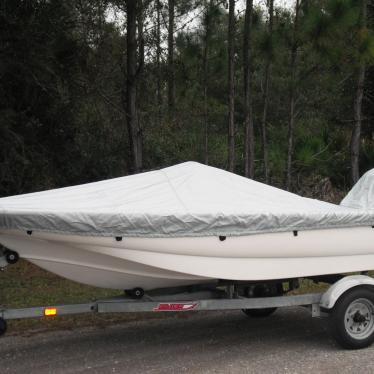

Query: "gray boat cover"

xmin=341 ymin=168 xmax=374 ymax=210
xmin=0 ymin=162 xmax=373 ymax=237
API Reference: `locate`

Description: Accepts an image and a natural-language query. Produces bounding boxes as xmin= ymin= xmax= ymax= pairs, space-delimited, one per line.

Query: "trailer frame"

xmin=0 ymin=291 xmax=324 ymax=321
xmin=1 ymin=275 xmax=374 ymax=349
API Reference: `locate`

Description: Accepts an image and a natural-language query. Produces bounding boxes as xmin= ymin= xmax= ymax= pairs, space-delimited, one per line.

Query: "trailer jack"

xmin=0 ymin=250 xmax=8 ymax=270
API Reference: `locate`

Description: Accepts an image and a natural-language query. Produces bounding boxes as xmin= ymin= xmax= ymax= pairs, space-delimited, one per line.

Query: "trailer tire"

xmin=329 ymin=287 xmax=374 ymax=349
xmin=0 ymin=318 xmax=7 ymax=337
xmin=242 ymin=307 xmax=277 ymax=318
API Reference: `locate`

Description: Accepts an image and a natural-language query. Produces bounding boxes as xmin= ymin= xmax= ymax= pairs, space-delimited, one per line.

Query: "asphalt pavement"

xmin=1 ymin=307 xmax=374 ymax=374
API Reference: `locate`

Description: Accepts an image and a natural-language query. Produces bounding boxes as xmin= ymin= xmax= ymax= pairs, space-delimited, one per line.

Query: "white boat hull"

xmin=1 ymin=226 xmax=374 ymax=290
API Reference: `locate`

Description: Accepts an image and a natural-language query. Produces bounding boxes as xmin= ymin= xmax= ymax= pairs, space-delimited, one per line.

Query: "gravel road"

xmin=1 ymin=307 xmax=374 ymax=374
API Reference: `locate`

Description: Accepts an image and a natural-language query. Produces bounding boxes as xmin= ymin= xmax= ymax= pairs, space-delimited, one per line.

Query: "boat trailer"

xmin=2 ymin=274 xmax=374 ymax=349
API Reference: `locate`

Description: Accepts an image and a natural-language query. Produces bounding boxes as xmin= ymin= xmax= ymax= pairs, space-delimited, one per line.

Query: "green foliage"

xmin=326 ymin=0 xmax=359 ymax=27
xmin=0 ymin=0 xmax=373 ymax=198
xmin=362 ymin=139 xmax=374 ymax=173
xmin=257 ymin=30 xmax=275 ymax=59
xmin=358 ymin=28 xmax=374 ymax=62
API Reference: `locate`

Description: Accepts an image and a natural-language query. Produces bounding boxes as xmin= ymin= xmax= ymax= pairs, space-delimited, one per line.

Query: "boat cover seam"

xmin=159 ymin=169 xmax=189 ymax=213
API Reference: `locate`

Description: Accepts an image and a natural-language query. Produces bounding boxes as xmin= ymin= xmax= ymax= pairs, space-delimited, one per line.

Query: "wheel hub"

xmin=353 ymin=311 xmax=368 ymax=324
xmin=344 ymin=299 xmax=374 ymax=340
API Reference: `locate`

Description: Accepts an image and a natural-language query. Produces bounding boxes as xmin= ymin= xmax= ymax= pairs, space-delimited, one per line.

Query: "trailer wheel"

xmin=329 ymin=287 xmax=374 ymax=349
xmin=0 ymin=318 xmax=7 ymax=337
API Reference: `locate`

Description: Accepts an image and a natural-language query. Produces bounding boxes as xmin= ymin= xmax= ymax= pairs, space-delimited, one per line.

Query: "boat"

xmin=0 ymin=162 xmax=373 ymax=291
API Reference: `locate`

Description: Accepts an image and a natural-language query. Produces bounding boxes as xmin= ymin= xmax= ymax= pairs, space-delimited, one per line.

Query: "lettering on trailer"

xmin=153 ymin=302 xmax=198 ymax=312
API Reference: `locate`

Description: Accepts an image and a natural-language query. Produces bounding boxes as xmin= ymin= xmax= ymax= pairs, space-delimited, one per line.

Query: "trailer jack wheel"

xmin=0 ymin=318 xmax=7 ymax=336
xmin=5 ymin=250 xmax=19 ymax=265
xmin=329 ymin=287 xmax=374 ymax=349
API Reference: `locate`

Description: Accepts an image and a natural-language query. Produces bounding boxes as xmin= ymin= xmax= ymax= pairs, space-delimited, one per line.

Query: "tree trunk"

xmin=97 ymin=0 xmax=104 ymax=43
xmin=286 ymin=0 xmax=300 ymax=191
xmin=136 ymin=0 xmax=144 ymax=168
xmin=156 ymin=0 xmax=162 ymax=124
xmin=167 ymin=0 xmax=175 ymax=114
xmin=137 ymin=0 xmax=144 ymax=76
xmin=350 ymin=0 xmax=367 ymax=185
xmin=202 ymin=0 xmax=213 ymax=165
xmin=351 ymin=64 xmax=366 ymax=184
xmin=227 ymin=0 xmax=235 ymax=172
xmin=261 ymin=0 xmax=273 ymax=183
xmin=243 ymin=0 xmax=254 ymax=178
xmin=125 ymin=0 xmax=142 ymax=173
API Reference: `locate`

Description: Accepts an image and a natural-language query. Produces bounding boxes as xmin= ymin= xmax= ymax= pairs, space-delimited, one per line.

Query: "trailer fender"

xmin=320 ymin=275 xmax=374 ymax=310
